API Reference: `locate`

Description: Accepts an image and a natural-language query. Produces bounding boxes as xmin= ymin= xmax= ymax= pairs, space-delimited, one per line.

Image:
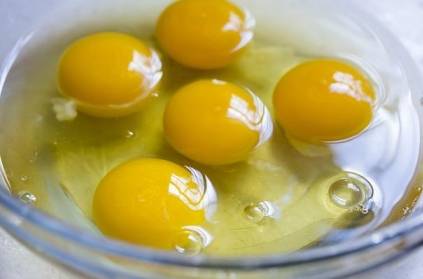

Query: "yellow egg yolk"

xmin=58 ymin=32 xmax=162 ymax=118
xmin=156 ymin=0 xmax=255 ymax=69
xmin=273 ymin=59 xmax=376 ymax=143
xmin=93 ymin=158 xmax=215 ymax=249
xmin=164 ymin=79 xmax=272 ymax=166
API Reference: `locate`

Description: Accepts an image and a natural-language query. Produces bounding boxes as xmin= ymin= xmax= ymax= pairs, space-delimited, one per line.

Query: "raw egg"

xmin=58 ymin=32 xmax=162 ymax=118
xmin=164 ymin=79 xmax=272 ymax=166
xmin=273 ymin=59 xmax=376 ymax=143
xmin=156 ymin=0 xmax=255 ymax=69
xmin=93 ymin=158 xmax=216 ymax=249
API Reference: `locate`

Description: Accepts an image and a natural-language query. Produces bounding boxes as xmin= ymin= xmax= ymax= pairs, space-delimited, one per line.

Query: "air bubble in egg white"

xmin=125 ymin=130 xmax=136 ymax=139
xmin=174 ymin=226 xmax=212 ymax=256
xmin=328 ymin=172 xmax=374 ymax=211
xmin=18 ymin=191 xmax=37 ymax=204
xmin=244 ymin=201 xmax=278 ymax=224
xmin=20 ymin=175 xmax=29 ymax=182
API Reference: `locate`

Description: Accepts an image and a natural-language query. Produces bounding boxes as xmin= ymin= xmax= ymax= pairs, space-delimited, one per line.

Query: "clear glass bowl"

xmin=0 ymin=0 xmax=423 ymax=278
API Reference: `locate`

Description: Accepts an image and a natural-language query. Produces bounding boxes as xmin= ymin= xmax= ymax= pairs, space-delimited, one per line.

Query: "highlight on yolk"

xmin=156 ymin=0 xmax=255 ymax=69
xmin=164 ymin=79 xmax=273 ymax=166
xmin=273 ymin=59 xmax=376 ymax=143
xmin=92 ymin=158 xmax=216 ymax=250
xmin=58 ymin=32 xmax=162 ymax=118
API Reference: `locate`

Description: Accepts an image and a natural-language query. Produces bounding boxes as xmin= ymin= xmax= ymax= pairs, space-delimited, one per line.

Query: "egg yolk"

xmin=93 ymin=158 xmax=215 ymax=249
xmin=156 ymin=0 xmax=255 ymax=69
xmin=58 ymin=32 xmax=162 ymax=118
xmin=164 ymin=79 xmax=272 ymax=166
xmin=273 ymin=59 xmax=376 ymax=143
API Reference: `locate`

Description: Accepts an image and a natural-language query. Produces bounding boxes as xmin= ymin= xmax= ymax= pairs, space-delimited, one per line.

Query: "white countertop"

xmin=1 ymin=0 xmax=423 ymax=278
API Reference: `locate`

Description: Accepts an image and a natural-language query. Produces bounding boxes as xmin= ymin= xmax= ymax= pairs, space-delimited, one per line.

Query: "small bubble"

xmin=174 ymin=228 xmax=205 ymax=256
xmin=152 ymin=92 xmax=159 ymax=98
xmin=20 ymin=176 xmax=29 ymax=182
xmin=244 ymin=201 xmax=277 ymax=223
xmin=329 ymin=179 xmax=364 ymax=209
xmin=244 ymin=204 xmax=265 ymax=223
xmin=329 ymin=173 xmax=374 ymax=210
xmin=18 ymin=191 xmax=37 ymax=204
xmin=125 ymin=130 xmax=136 ymax=139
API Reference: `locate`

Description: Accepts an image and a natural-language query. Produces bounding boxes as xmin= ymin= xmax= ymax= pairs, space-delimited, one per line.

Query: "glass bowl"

xmin=0 ymin=0 xmax=422 ymax=278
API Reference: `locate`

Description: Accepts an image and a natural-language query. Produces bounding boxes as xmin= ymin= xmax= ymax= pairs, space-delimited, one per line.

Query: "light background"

xmin=1 ymin=0 xmax=423 ymax=278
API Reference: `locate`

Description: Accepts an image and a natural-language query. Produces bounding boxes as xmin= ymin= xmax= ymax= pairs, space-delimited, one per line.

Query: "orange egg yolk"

xmin=164 ymin=79 xmax=272 ymax=166
xmin=156 ymin=0 xmax=255 ymax=69
xmin=58 ymin=32 xmax=162 ymax=118
xmin=93 ymin=158 xmax=215 ymax=249
xmin=273 ymin=59 xmax=376 ymax=143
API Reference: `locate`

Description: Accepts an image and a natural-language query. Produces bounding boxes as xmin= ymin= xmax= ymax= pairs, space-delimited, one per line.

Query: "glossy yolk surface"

xmin=58 ymin=32 xmax=162 ymax=118
xmin=273 ymin=59 xmax=376 ymax=143
xmin=156 ymin=0 xmax=254 ymax=69
xmin=164 ymin=79 xmax=268 ymax=166
xmin=93 ymin=159 xmax=209 ymax=249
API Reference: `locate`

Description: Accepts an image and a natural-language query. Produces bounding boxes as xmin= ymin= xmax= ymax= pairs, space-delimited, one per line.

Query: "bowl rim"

xmin=0 ymin=0 xmax=423 ymax=271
